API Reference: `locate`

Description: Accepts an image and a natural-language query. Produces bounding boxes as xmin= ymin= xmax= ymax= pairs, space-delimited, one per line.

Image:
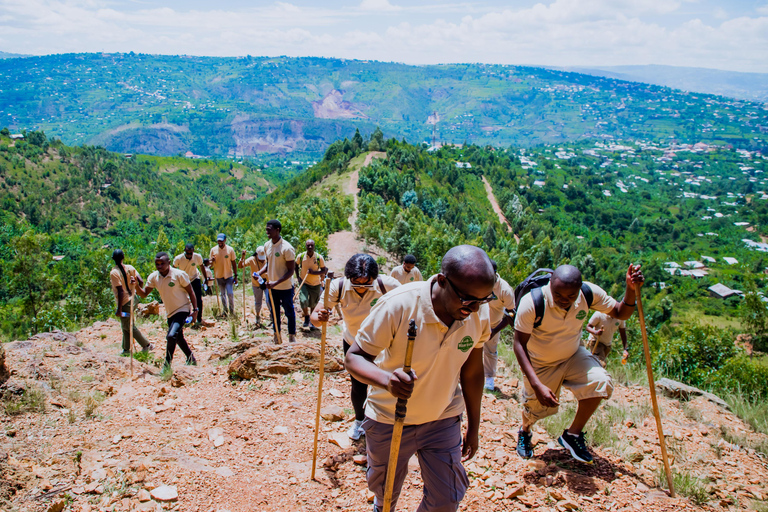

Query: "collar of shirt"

xmin=418 ymin=276 xmax=467 ymax=340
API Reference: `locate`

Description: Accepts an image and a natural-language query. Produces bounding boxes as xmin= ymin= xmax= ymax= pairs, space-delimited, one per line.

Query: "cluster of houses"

xmin=664 ymin=256 xmax=739 ymax=279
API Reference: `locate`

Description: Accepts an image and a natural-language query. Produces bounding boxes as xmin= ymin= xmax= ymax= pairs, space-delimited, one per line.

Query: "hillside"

xmin=1 ymin=298 xmax=766 ymax=512
xmin=2 ymin=54 xmax=767 ymax=158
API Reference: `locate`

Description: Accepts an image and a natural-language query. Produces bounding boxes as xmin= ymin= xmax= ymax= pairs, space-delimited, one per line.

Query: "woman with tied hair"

xmin=110 ymin=249 xmax=152 ymax=356
xmin=311 ymin=254 xmax=401 ymax=440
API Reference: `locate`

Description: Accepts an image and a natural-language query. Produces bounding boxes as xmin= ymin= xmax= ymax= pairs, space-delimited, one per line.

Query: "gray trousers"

xmin=483 ymin=331 xmax=500 ymax=378
xmin=216 ymin=277 xmax=235 ymax=313
xmin=251 ymin=285 xmax=264 ymax=315
xmin=119 ymin=303 xmax=150 ymax=352
xmin=363 ymin=415 xmax=468 ymax=512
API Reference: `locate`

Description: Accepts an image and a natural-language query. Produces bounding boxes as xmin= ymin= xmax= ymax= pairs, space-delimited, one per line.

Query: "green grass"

xmin=3 ymin=385 xmax=47 ymax=416
xmin=159 ymin=365 xmax=174 ymax=382
xmin=658 ymin=468 xmax=709 ymax=506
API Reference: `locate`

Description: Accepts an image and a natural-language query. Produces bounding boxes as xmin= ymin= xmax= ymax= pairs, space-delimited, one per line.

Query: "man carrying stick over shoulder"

xmin=346 ymin=245 xmax=495 ymax=512
xmin=513 ymin=264 xmax=643 ymax=463
xmin=296 ymin=239 xmax=327 ymax=330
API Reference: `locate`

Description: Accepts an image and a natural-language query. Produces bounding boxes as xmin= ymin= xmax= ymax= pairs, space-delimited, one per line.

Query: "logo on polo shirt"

xmin=168 ymin=282 xmax=176 ymax=288
xmin=458 ymin=336 xmax=474 ymax=352
xmin=410 ymin=277 xmax=414 ymax=281
xmin=370 ymin=299 xmax=378 ymax=307
xmin=225 ymin=255 xmax=229 ymax=259
xmin=615 ymin=321 xmax=619 ymax=326
xmin=576 ymin=310 xmax=586 ymax=320
xmin=275 ymin=252 xmax=281 ymax=257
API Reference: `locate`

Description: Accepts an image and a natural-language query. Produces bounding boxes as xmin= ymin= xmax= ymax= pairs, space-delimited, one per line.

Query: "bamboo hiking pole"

xmin=129 ymin=277 xmax=135 ymax=379
xmin=636 ymin=283 xmax=675 ymax=497
xmin=311 ymin=273 xmax=333 ymax=480
xmin=267 ymin=287 xmax=282 ymax=344
xmin=382 ymin=319 xmax=418 ymax=512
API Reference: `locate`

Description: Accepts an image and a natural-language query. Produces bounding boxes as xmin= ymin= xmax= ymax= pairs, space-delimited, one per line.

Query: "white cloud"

xmin=359 ymin=0 xmax=402 ymax=12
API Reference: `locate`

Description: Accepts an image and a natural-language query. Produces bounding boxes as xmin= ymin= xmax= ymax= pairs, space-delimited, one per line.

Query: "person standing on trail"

xmin=389 ymin=254 xmax=423 ymax=285
xmin=346 ymin=245 xmax=494 ymax=512
xmin=209 ymin=233 xmax=237 ymax=316
xmin=482 ymin=259 xmax=516 ymax=392
xmin=239 ymin=246 xmax=267 ymax=324
xmin=513 ymin=264 xmax=643 ymax=464
xmin=310 ymin=254 xmax=400 ymax=440
xmin=585 ymin=311 xmax=628 ymax=367
xmin=296 ymin=239 xmax=327 ymax=330
xmin=110 ymin=249 xmax=152 ymax=356
xmin=202 ymin=259 xmax=214 ymax=296
xmin=261 ymin=219 xmax=297 ymax=343
xmin=134 ymin=252 xmax=198 ymax=369
xmin=173 ymin=243 xmax=208 ymax=325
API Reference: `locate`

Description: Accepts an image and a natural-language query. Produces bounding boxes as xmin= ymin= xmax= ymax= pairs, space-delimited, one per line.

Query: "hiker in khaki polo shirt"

xmin=209 ymin=233 xmax=238 ymax=316
xmin=295 ymin=239 xmax=327 ymax=330
xmin=261 ymin=219 xmax=297 ymax=343
xmin=389 ymin=254 xmax=423 ymax=285
xmin=134 ymin=252 xmax=199 ymax=369
xmin=173 ymin=243 xmax=208 ymax=325
xmin=110 ymin=249 xmax=151 ymax=356
xmin=513 ymin=264 xmax=643 ymax=464
xmin=585 ymin=311 xmax=628 ymax=367
xmin=311 ymin=253 xmax=401 ymax=440
xmin=346 ymin=245 xmax=495 ymax=512
xmin=239 ymin=246 xmax=267 ymax=325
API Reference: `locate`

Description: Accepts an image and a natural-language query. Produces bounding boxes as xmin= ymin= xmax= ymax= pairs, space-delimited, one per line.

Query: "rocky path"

xmin=482 ymin=175 xmax=520 ymax=243
xmin=1 ymin=296 xmax=767 ymax=512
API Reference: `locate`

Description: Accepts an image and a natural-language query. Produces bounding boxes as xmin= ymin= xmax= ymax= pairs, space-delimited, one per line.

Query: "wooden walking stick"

xmin=311 ymin=273 xmax=333 ymax=480
xmin=635 ymin=282 xmax=675 ymax=497
xmin=383 ymin=319 xmax=418 ymax=512
xmin=213 ymin=278 xmax=221 ymax=314
xmin=267 ymin=287 xmax=282 ymax=344
xmin=129 ymin=276 xmax=135 ymax=379
xmin=295 ymin=272 xmax=310 ymax=299
xmin=243 ymin=267 xmax=248 ymax=326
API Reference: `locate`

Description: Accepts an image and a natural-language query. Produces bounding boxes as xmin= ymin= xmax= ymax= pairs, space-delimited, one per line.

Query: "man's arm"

xmin=230 ymin=253 xmax=238 ymax=285
xmin=345 ymin=342 xmax=416 ymax=400
xmin=490 ymin=310 xmax=514 ymax=339
xmin=610 ymin=264 xmax=644 ymax=320
xmin=585 ymin=324 xmax=603 ymax=336
xmin=115 ymin=286 xmax=125 ymax=316
xmin=513 ymin=330 xmax=559 ymax=407
xmin=459 ymin=347 xmax=483 ymax=461
xmin=619 ymin=327 xmax=628 ymax=355
xmin=133 ymin=279 xmax=153 ymax=299
xmin=294 ymin=256 xmax=302 ymax=280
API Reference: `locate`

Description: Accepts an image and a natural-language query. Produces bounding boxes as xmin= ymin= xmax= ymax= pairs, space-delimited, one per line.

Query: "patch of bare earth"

xmin=482 ymin=175 xmax=519 ymax=243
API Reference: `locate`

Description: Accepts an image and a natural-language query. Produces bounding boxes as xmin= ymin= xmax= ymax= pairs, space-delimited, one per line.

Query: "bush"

xmin=712 ymin=355 xmax=768 ymax=402
xmin=654 ymin=324 xmax=738 ymax=388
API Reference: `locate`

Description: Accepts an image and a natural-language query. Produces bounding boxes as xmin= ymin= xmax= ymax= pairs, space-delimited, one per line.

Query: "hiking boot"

xmin=558 ymin=430 xmax=593 ymax=464
xmin=273 ymin=334 xmax=282 ymax=344
xmin=484 ymin=377 xmax=495 ymax=391
xmin=289 ymin=334 xmax=296 ymax=343
xmin=347 ymin=419 xmax=365 ymax=440
xmin=517 ymin=429 xmax=534 ymax=459
xmin=141 ymin=343 xmax=154 ymax=354
xmin=302 ymin=316 xmax=310 ymax=328
xmin=186 ymin=355 xmax=198 ymax=366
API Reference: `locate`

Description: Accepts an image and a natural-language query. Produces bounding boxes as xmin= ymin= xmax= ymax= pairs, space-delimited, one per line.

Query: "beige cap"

xmin=256 ymin=246 xmax=266 ymax=260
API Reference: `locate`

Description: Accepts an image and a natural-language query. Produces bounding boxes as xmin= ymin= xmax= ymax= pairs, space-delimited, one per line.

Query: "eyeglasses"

xmin=445 ymin=277 xmax=496 ymax=306
xmin=350 ymin=280 xmax=375 ymax=289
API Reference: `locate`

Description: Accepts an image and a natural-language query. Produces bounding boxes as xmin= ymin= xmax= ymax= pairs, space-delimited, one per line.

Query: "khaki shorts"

xmin=522 ymin=346 xmax=613 ymax=423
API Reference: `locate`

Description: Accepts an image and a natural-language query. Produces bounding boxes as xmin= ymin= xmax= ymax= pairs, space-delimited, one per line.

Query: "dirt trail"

xmin=482 ymin=175 xmax=520 ymax=243
xmin=326 ymin=152 xmax=387 ymax=274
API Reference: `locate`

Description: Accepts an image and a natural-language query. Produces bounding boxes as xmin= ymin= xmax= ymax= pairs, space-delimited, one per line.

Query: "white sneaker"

xmin=484 ymin=377 xmax=495 ymax=391
xmin=347 ymin=419 xmax=365 ymax=440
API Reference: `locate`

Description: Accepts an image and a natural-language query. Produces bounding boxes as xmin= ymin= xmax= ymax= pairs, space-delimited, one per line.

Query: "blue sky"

xmin=1 ymin=0 xmax=767 ymax=72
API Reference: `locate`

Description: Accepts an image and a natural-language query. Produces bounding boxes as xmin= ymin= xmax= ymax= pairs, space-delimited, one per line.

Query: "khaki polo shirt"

xmin=146 ymin=267 xmax=193 ymax=317
xmin=588 ymin=311 xmax=626 ymax=346
xmin=488 ymin=274 xmax=515 ymax=327
xmin=356 ymin=277 xmax=491 ymax=426
xmin=110 ymin=264 xmax=140 ymax=307
xmin=209 ymin=244 xmax=236 ymax=279
xmin=263 ymin=238 xmax=296 ymax=291
xmin=389 ymin=265 xmax=423 ymax=285
xmin=327 ymin=276 xmax=401 ymax=345
xmin=173 ymin=252 xmax=203 ymax=281
xmin=244 ymin=256 xmax=266 ymax=286
xmin=515 ymin=282 xmax=616 ymax=367
xmin=297 ymin=251 xmax=326 ymax=287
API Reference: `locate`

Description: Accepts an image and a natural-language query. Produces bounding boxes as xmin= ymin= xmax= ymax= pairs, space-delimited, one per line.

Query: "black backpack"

xmin=513 ymin=268 xmax=593 ymax=328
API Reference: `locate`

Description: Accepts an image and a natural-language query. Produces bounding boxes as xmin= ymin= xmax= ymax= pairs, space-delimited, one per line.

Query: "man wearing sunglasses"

xmin=346 ymin=245 xmax=495 ymax=512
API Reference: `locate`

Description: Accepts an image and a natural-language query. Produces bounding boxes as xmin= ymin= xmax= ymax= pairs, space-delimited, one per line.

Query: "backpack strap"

xmin=532 ymin=287 xmax=545 ymax=329
xmin=336 ymin=277 xmax=345 ymax=304
xmin=377 ymin=277 xmax=387 ymax=295
xmin=580 ymin=283 xmax=593 ymax=308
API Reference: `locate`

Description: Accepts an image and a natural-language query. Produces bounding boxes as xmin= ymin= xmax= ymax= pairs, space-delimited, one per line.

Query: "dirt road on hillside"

xmin=482 ymin=175 xmax=520 ymax=243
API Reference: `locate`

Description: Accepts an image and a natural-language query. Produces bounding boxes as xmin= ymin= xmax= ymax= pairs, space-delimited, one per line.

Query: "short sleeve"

xmin=326 ymin=278 xmax=343 ymax=308
xmin=209 ymin=247 xmax=215 ymax=259
xmin=381 ymin=275 xmax=402 ymax=292
xmin=588 ymin=312 xmax=600 ymax=326
xmin=145 ymin=272 xmax=158 ymax=289
xmin=415 ymin=268 xmax=423 ymax=281
xmin=283 ymin=245 xmax=296 ymax=262
xmin=177 ymin=271 xmax=191 ymax=288
xmin=355 ymin=295 xmax=399 ymax=356
xmin=194 ymin=253 xmax=203 ymax=266
xmin=228 ymin=247 xmax=236 ymax=261
xmin=513 ymin=293 xmax=536 ymax=334
xmin=586 ymin=283 xmax=617 ymax=314
xmin=619 ymin=320 xmax=626 ymax=328
xmin=109 ymin=269 xmax=123 ymax=288
xmin=317 ymin=254 xmax=325 ymax=267
xmin=500 ymin=281 xmax=515 ymax=310
xmin=172 ymin=255 xmax=181 ymax=268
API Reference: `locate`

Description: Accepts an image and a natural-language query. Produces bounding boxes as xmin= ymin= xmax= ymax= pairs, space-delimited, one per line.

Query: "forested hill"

xmin=2 ymin=53 xmax=767 ymax=158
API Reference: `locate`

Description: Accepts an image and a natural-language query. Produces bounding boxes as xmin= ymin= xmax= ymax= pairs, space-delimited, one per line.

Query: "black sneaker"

xmin=558 ymin=430 xmax=593 ymax=464
xmin=517 ymin=429 xmax=534 ymax=459
xmin=186 ymin=355 xmax=198 ymax=366
xmin=302 ymin=316 xmax=310 ymax=328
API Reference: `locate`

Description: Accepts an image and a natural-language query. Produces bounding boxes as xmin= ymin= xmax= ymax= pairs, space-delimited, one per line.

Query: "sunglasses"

xmin=350 ymin=280 xmax=375 ymax=289
xmin=445 ymin=276 xmax=496 ymax=306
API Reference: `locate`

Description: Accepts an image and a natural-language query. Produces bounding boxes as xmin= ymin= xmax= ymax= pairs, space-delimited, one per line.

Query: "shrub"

xmin=655 ymin=324 xmax=738 ymax=388
xmin=712 ymin=355 xmax=768 ymax=402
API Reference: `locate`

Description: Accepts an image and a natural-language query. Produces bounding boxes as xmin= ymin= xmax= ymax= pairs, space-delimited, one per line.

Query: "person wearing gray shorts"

xmin=346 ymin=245 xmax=496 ymax=512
